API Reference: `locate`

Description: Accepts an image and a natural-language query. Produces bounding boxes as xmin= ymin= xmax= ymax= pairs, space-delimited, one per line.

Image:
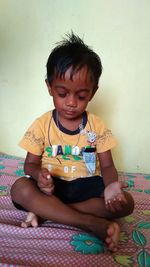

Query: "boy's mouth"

xmin=64 ymin=109 xmax=76 ymax=115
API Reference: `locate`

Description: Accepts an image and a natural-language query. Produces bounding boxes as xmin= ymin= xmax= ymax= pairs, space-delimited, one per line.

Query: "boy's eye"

xmin=78 ymin=96 xmax=86 ymax=100
xmin=58 ymin=93 xmax=66 ymax=98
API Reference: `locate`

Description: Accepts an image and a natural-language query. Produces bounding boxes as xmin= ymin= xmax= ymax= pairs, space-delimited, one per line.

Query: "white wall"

xmin=0 ymin=0 xmax=150 ymax=173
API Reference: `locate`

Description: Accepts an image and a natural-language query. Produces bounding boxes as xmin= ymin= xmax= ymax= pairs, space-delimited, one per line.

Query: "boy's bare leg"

xmin=69 ymin=191 xmax=134 ymax=219
xmin=69 ymin=193 xmax=134 ymax=251
xmin=21 ymin=192 xmax=133 ymax=230
xmin=11 ymin=177 xmax=133 ymax=251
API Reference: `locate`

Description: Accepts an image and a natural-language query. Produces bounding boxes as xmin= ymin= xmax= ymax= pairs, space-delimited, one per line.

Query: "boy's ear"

xmin=45 ymin=79 xmax=53 ymax=96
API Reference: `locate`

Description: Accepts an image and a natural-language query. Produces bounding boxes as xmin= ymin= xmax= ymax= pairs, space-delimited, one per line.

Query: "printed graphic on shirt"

xmin=45 ymin=144 xmax=96 ymax=175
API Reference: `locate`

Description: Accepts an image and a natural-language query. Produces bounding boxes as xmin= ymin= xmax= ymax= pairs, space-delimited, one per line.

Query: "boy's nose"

xmin=66 ymin=95 xmax=77 ymax=107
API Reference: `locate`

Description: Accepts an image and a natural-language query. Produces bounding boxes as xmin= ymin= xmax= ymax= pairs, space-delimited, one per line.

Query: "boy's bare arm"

xmin=24 ymin=152 xmax=42 ymax=181
xmin=24 ymin=152 xmax=54 ymax=195
xmin=98 ymin=150 xmax=118 ymax=187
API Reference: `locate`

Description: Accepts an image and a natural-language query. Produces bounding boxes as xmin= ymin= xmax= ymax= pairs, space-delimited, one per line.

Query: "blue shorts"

xmin=12 ymin=175 xmax=105 ymax=211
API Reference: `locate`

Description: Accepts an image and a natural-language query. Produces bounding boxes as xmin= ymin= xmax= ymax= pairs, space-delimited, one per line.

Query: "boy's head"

xmin=46 ymin=32 xmax=102 ymax=93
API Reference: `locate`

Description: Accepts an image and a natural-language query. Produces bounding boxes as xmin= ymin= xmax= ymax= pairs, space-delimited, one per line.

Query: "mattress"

xmin=0 ymin=153 xmax=150 ymax=266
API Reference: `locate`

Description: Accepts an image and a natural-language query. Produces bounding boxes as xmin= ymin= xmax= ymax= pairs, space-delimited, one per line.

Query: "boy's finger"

xmin=41 ymin=168 xmax=51 ymax=179
xmin=42 ymin=169 xmax=51 ymax=178
xmin=39 ymin=180 xmax=54 ymax=188
xmin=41 ymin=186 xmax=54 ymax=195
xmin=120 ymin=181 xmax=128 ymax=189
xmin=105 ymin=200 xmax=115 ymax=212
xmin=119 ymin=193 xmax=127 ymax=204
xmin=114 ymin=192 xmax=127 ymax=204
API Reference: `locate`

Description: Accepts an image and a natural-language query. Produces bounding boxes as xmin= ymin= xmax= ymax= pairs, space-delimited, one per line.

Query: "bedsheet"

xmin=0 ymin=153 xmax=150 ymax=267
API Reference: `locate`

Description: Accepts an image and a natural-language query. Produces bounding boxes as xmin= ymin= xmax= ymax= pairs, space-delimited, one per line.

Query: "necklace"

xmin=56 ymin=111 xmax=84 ymax=147
xmin=48 ymin=110 xmax=93 ymax=148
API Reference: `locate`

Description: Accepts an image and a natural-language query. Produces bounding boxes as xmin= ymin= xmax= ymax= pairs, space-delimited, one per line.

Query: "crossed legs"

xmin=11 ymin=177 xmax=134 ymax=252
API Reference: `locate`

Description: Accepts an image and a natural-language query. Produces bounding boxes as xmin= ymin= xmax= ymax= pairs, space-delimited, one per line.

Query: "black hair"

xmin=46 ymin=32 xmax=102 ymax=90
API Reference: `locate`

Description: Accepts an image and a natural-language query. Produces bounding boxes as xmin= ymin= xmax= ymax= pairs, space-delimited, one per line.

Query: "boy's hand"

xmin=104 ymin=181 xmax=128 ymax=212
xmin=37 ymin=168 xmax=54 ymax=195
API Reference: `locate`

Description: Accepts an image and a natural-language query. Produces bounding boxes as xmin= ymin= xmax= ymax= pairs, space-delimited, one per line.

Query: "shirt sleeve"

xmin=19 ymin=119 xmax=45 ymax=155
xmin=96 ymin=119 xmax=117 ymax=153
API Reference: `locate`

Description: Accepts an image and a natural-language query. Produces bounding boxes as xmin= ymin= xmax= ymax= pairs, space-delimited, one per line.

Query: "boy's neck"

xmin=58 ymin=114 xmax=82 ymax=132
xmin=55 ymin=110 xmax=84 ymax=132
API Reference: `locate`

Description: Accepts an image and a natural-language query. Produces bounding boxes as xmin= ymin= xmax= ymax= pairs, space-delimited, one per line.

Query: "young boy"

xmin=11 ymin=33 xmax=134 ymax=252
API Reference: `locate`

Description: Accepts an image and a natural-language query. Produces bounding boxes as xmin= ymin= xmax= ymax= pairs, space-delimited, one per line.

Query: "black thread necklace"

xmin=55 ymin=111 xmax=84 ymax=147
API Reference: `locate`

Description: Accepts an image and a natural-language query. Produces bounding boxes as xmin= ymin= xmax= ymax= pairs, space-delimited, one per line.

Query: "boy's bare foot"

xmin=87 ymin=217 xmax=120 ymax=252
xmin=105 ymin=222 xmax=120 ymax=252
xmin=20 ymin=212 xmax=120 ymax=251
xmin=21 ymin=212 xmax=38 ymax=228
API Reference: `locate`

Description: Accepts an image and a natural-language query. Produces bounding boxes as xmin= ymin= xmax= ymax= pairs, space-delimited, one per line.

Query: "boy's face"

xmin=46 ymin=66 xmax=96 ymax=121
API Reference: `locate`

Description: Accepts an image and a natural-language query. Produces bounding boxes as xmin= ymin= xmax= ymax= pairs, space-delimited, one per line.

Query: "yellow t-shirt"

xmin=19 ymin=110 xmax=117 ymax=181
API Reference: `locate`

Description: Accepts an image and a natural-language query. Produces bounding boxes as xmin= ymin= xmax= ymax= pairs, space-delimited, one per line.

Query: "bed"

xmin=0 ymin=153 xmax=149 ymax=267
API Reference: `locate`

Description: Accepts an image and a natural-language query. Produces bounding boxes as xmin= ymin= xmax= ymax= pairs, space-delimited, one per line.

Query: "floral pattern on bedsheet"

xmin=0 ymin=153 xmax=150 ymax=267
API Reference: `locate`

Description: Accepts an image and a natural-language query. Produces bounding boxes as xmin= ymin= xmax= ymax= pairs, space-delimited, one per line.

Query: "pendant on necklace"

xmin=83 ymin=151 xmax=96 ymax=174
xmin=87 ymin=131 xmax=97 ymax=144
